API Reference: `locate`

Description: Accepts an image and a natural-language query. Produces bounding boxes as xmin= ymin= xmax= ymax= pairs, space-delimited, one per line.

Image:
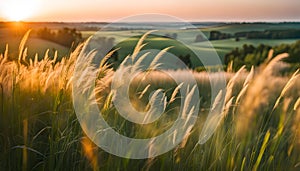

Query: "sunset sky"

xmin=0 ymin=0 xmax=299 ymax=22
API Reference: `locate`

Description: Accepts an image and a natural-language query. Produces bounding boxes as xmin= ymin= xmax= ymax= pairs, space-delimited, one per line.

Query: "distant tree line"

xmin=235 ymin=29 xmax=300 ymax=39
xmin=209 ymin=31 xmax=232 ymax=41
xmin=194 ymin=31 xmax=232 ymax=42
xmin=195 ymin=29 xmax=300 ymax=42
xmin=224 ymin=40 xmax=300 ymax=72
xmin=36 ymin=27 xmax=83 ymax=48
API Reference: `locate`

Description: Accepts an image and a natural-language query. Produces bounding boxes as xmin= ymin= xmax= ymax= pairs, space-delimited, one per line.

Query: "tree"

xmin=195 ymin=34 xmax=205 ymax=42
xmin=179 ymin=54 xmax=192 ymax=67
xmin=209 ymin=31 xmax=232 ymax=40
xmin=36 ymin=27 xmax=83 ymax=48
xmin=224 ymin=41 xmax=300 ymax=73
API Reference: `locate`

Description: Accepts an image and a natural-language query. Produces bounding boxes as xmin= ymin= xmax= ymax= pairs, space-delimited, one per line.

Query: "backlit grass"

xmin=0 ymin=31 xmax=300 ymax=170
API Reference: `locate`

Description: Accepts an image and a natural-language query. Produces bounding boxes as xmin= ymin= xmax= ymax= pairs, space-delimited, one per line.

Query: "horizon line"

xmin=1 ymin=20 xmax=300 ymax=24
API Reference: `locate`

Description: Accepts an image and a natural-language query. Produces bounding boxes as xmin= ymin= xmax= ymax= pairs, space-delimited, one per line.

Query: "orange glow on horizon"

xmin=0 ymin=0 xmax=40 ymax=21
xmin=0 ymin=0 xmax=299 ymax=22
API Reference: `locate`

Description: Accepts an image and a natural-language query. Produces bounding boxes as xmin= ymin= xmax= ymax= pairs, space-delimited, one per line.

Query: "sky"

xmin=0 ymin=0 xmax=300 ymax=22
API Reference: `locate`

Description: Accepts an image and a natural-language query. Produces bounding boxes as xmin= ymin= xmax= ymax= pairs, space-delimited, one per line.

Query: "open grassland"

xmin=1 ymin=22 xmax=300 ymax=68
xmin=89 ymin=31 xmax=299 ymax=68
xmin=194 ymin=38 xmax=300 ymax=60
xmin=82 ymin=25 xmax=300 ymax=65
xmin=0 ymin=34 xmax=69 ymax=59
xmin=0 ymin=31 xmax=300 ymax=170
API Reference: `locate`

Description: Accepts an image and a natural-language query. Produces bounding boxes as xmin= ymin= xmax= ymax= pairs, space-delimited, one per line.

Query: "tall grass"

xmin=0 ymin=31 xmax=300 ymax=170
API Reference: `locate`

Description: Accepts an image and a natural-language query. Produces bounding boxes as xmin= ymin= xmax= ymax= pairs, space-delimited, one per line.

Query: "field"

xmin=81 ymin=23 xmax=300 ymax=66
xmin=0 ymin=36 xmax=69 ymax=58
xmin=0 ymin=23 xmax=300 ymax=170
xmin=0 ymin=25 xmax=69 ymax=59
xmin=1 ymin=22 xmax=300 ymax=65
xmin=194 ymin=38 xmax=299 ymax=57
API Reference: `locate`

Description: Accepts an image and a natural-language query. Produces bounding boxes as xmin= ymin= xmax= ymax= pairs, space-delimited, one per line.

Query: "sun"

xmin=1 ymin=0 xmax=39 ymax=21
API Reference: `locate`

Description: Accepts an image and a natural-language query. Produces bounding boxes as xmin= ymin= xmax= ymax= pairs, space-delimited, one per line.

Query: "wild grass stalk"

xmin=0 ymin=31 xmax=299 ymax=170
